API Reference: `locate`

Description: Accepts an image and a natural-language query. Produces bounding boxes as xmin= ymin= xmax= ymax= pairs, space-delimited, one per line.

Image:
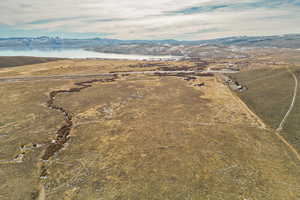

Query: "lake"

xmin=0 ymin=49 xmax=181 ymax=61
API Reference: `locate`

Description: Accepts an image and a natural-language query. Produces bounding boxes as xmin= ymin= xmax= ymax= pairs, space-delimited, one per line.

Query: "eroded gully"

xmin=40 ymin=76 xmax=117 ymax=178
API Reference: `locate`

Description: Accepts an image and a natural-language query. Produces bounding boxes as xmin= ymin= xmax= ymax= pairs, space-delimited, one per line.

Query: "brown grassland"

xmin=0 ymin=56 xmax=299 ymax=200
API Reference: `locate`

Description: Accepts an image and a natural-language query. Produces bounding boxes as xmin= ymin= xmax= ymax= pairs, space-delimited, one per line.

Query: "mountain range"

xmin=1 ymin=34 xmax=300 ymax=50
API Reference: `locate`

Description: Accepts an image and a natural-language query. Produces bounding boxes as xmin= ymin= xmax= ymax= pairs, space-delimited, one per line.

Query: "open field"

xmin=0 ymin=57 xmax=299 ymax=199
xmin=230 ymin=67 xmax=295 ymax=128
xmin=0 ymin=59 xmax=201 ymax=78
xmin=230 ymin=50 xmax=300 ymax=151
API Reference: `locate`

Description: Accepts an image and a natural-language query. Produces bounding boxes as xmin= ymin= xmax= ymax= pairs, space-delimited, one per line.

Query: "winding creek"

xmin=40 ymin=76 xmax=117 ymax=178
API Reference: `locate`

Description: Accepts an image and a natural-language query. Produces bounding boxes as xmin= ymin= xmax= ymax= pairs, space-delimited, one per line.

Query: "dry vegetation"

xmin=0 ymin=59 xmax=198 ymax=78
xmin=0 ymin=57 xmax=299 ymax=200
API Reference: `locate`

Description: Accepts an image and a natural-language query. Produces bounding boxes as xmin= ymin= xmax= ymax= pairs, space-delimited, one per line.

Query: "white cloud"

xmin=0 ymin=0 xmax=299 ymax=39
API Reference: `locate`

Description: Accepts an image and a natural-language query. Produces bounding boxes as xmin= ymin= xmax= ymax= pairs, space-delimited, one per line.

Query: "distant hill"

xmin=0 ymin=34 xmax=299 ymax=51
xmin=206 ymin=34 xmax=300 ymax=48
xmin=0 ymin=56 xmax=61 ymax=68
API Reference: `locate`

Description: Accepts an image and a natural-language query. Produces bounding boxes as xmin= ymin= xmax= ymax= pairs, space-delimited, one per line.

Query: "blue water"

xmin=0 ymin=49 xmax=180 ymax=60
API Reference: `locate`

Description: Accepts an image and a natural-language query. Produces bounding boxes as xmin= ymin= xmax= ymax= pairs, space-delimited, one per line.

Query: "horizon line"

xmin=0 ymin=33 xmax=299 ymax=42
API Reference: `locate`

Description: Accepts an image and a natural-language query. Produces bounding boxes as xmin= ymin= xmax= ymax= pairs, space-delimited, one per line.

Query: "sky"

xmin=0 ymin=0 xmax=299 ymax=40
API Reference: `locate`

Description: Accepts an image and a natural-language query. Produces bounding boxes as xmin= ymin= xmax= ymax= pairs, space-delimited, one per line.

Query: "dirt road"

xmin=0 ymin=70 xmax=238 ymax=82
xmin=277 ymin=68 xmax=298 ymax=131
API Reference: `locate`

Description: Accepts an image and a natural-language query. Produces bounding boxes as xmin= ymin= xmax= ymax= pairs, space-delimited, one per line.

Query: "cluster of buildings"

xmin=219 ymin=74 xmax=247 ymax=92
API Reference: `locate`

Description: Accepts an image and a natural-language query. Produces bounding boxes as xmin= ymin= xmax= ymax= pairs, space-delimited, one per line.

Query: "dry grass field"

xmin=0 ymin=57 xmax=299 ymax=200
xmin=0 ymin=59 xmax=199 ymax=78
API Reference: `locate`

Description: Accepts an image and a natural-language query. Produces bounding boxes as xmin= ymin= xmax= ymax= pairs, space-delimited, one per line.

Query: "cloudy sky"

xmin=0 ymin=0 xmax=299 ymax=40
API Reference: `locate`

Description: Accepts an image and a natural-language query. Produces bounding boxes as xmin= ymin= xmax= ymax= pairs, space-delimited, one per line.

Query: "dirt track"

xmin=277 ymin=67 xmax=298 ymax=131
